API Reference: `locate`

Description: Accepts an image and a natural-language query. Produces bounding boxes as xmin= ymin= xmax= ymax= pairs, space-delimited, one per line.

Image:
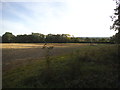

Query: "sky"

xmin=0 ymin=0 xmax=117 ymax=37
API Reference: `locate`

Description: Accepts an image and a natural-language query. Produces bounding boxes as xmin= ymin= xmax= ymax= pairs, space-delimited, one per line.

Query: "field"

xmin=2 ymin=43 xmax=119 ymax=88
xmin=2 ymin=43 xmax=88 ymax=70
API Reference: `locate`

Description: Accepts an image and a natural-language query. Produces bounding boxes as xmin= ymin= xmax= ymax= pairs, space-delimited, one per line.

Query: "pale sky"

xmin=0 ymin=0 xmax=117 ymax=37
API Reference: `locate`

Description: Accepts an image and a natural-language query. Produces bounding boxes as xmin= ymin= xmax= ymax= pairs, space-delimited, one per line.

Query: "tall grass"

xmin=3 ymin=44 xmax=118 ymax=88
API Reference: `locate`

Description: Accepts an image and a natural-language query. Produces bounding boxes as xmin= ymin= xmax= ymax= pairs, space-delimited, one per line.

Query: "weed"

xmin=41 ymin=43 xmax=54 ymax=81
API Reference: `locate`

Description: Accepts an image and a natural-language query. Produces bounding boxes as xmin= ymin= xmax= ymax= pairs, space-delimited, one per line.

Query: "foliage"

xmin=110 ymin=32 xmax=120 ymax=43
xmin=2 ymin=32 xmax=15 ymax=43
xmin=42 ymin=43 xmax=54 ymax=78
xmin=110 ymin=0 xmax=120 ymax=44
xmin=2 ymin=32 xmax=111 ymax=43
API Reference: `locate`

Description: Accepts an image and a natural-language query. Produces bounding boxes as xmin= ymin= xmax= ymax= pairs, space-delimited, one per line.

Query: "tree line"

xmin=1 ymin=32 xmax=111 ymax=43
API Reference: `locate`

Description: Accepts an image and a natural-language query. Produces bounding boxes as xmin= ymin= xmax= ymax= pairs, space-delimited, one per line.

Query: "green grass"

xmin=3 ymin=44 xmax=119 ymax=88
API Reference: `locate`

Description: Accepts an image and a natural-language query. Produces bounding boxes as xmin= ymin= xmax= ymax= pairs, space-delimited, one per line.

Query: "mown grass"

xmin=3 ymin=44 xmax=119 ymax=88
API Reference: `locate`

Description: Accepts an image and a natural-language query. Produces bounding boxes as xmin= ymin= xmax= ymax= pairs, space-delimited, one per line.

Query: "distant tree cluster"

xmin=1 ymin=32 xmax=111 ymax=43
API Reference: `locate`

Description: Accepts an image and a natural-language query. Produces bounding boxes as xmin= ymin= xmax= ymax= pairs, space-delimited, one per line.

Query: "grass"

xmin=2 ymin=44 xmax=119 ymax=88
xmin=1 ymin=43 xmax=88 ymax=49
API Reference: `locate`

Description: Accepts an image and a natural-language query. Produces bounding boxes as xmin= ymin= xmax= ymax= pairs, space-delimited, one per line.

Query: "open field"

xmin=2 ymin=43 xmax=119 ymax=88
xmin=2 ymin=43 xmax=89 ymax=48
xmin=2 ymin=43 xmax=88 ymax=70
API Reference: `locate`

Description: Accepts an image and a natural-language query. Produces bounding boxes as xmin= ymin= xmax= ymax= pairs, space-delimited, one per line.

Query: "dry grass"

xmin=1 ymin=43 xmax=43 ymax=49
xmin=1 ymin=43 xmax=88 ymax=49
xmin=2 ymin=43 xmax=89 ymax=72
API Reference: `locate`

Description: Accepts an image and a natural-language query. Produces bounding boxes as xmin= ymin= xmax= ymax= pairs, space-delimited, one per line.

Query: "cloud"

xmin=1 ymin=0 xmax=117 ymax=37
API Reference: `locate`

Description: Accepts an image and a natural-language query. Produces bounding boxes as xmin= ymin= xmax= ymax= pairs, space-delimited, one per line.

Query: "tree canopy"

xmin=111 ymin=0 xmax=120 ymax=44
xmin=1 ymin=32 xmax=110 ymax=43
xmin=2 ymin=32 xmax=15 ymax=43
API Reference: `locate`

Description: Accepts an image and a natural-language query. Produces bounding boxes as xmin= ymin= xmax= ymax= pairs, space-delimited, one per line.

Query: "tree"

xmin=111 ymin=0 xmax=120 ymax=87
xmin=45 ymin=34 xmax=71 ymax=43
xmin=2 ymin=32 xmax=15 ymax=43
xmin=31 ymin=33 xmax=45 ymax=43
xmin=111 ymin=0 xmax=120 ymax=44
xmin=0 ymin=36 xmax=2 ymax=43
xmin=16 ymin=34 xmax=30 ymax=43
xmin=84 ymin=37 xmax=90 ymax=42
